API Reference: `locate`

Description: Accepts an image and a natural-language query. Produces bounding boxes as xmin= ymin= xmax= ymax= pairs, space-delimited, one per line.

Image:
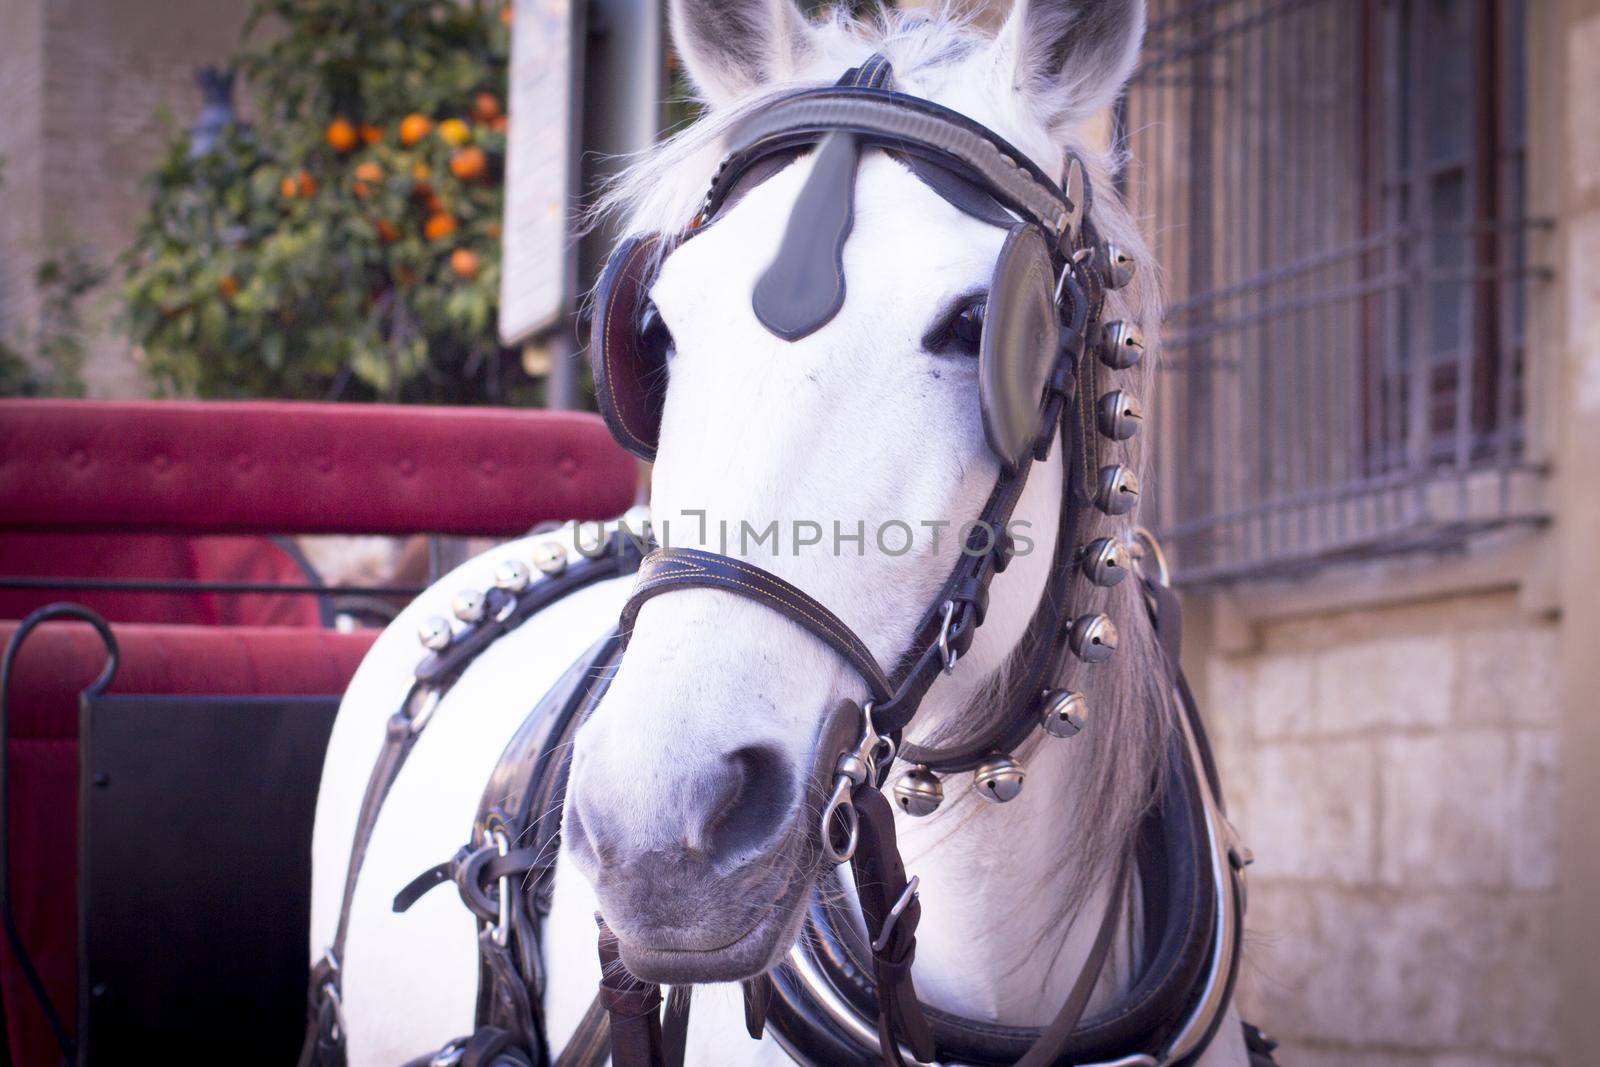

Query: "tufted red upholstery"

xmin=0 ymin=399 xmax=638 ymax=536
xmin=0 ymin=533 xmax=322 ymax=626
xmin=0 ymin=399 xmax=642 ymax=1063
xmin=0 ymin=622 xmax=377 ymax=1067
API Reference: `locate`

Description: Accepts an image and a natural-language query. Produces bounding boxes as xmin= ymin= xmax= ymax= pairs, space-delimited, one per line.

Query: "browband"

xmin=700 ymin=87 xmax=1079 ymax=249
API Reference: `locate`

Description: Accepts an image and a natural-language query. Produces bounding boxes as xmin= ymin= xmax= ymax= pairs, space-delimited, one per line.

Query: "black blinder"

xmin=590 ymin=232 xmax=669 ymax=461
xmin=978 ymin=225 xmax=1060 ymax=471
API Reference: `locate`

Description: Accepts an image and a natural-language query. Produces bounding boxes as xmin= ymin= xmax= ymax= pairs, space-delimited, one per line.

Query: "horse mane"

xmin=592 ymin=5 xmax=1169 ymax=967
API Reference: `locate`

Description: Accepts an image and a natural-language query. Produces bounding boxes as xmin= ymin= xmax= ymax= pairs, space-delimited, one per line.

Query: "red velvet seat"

xmin=0 ymin=399 xmax=639 ymax=1065
xmin=0 ymin=533 xmax=322 ymax=626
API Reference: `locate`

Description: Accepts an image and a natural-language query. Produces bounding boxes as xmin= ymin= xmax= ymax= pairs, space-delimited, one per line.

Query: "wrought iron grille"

xmin=1121 ymin=0 xmax=1548 ymax=584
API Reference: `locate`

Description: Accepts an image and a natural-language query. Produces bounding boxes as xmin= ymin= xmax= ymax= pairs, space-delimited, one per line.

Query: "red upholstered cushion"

xmin=0 ymin=399 xmax=639 ymax=537
xmin=0 ymin=533 xmax=324 ymax=627
xmin=0 ymin=622 xmax=376 ymax=1067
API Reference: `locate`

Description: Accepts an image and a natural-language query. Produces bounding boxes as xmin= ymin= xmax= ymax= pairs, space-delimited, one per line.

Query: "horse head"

xmin=564 ymin=0 xmax=1154 ymax=986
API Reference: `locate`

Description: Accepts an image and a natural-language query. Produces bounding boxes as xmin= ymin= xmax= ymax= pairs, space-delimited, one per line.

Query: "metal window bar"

xmin=1122 ymin=0 xmax=1547 ymax=585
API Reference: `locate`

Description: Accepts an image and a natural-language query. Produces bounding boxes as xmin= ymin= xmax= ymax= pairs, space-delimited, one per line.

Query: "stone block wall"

xmin=0 ymin=0 xmax=253 ymax=396
xmin=1201 ymin=590 xmax=1562 ymax=1065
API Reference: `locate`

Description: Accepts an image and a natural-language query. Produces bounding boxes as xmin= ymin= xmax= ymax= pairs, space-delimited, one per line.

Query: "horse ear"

xmin=997 ymin=0 xmax=1146 ymax=131
xmin=668 ymin=0 xmax=817 ymax=108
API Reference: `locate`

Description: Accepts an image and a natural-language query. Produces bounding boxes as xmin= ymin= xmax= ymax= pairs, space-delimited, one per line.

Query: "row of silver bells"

xmin=892 ymin=689 xmax=1088 ymax=816
xmin=415 ymin=538 xmax=576 ymax=652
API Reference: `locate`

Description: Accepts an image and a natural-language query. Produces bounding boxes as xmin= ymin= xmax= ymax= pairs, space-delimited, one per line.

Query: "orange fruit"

xmin=450 ymin=146 xmax=487 ymax=181
xmin=376 ymin=218 xmax=400 ymax=243
xmin=353 ymin=181 xmax=371 ymax=200
xmin=400 ymin=113 xmax=433 ymax=146
xmin=424 ymin=213 xmax=458 ymax=241
xmin=296 ymin=170 xmax=317 ymax=198
xmin=500 ymin=6 xmax=512 ymax=27
xmin=450 ymin=248 xmax=481 ymax=280
xmin=423 ymin=193 xmax=445 ymax=215
xmin=411 ymin=161 xmax=432 ymax=183
xmin=218 ymin=275 xmax=240 ymax=299
xmin=360 ymin=123 xmax=383 ymax=145
xmin=355 ymin=161 xmax=383 ymax=183
xmin=488 ymin=115 xmax=508 ymax=134
xmin=326 ymin=118 xmax=358 ymax=153
xmin=439 ymin=118 xmax=472 ymax=146
xmin=486 ymin=223 xmax=501 ymax=239
xmin=473 ymin=93 xmax=501 ymax=122
xmin=280 ymin=176 xmax=299 ymax=200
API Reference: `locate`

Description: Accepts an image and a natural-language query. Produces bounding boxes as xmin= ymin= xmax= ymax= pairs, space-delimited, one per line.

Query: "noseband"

xmin=594 ymin=57 xmax=1157 ymax=1066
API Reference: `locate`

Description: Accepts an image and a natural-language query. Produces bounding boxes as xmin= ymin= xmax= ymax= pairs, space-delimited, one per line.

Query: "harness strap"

xmin=1014 ymin=858 xmax=1130 ymax=1067
xmin=595 ymin=917 xmax=667 ymax=1067
xmin=742 ymin=974 xmax=774 ymax=1039
xmin=661 ymin=987 xmax=692 ymax=1067
xmin=550 ymin=995 xmax=610 ymax=1067
xmin=622 ymin=547 xmax=895 ymax=702
xmin=849 ymin=786 xmax=936 ymax=1065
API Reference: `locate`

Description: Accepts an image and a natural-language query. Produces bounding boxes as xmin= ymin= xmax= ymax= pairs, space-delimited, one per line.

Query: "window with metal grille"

xmin=1122 ymin=0 xmax=1547 ymax=584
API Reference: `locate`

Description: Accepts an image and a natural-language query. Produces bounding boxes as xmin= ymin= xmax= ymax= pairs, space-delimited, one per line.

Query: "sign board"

xmin=499 ymin=0 xmax=583 ymax=346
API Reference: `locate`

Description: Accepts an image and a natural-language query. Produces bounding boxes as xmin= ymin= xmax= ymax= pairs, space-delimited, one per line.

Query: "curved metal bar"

xmin=1158 ymin=688 xmax=1244 ymax=1064
xmin=0 ymin=602 xmax=120 ymax=1061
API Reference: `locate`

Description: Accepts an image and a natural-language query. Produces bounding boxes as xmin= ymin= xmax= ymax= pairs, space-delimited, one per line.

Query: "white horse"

xmin=310 ymin=2 xmax=1251 ymax=1064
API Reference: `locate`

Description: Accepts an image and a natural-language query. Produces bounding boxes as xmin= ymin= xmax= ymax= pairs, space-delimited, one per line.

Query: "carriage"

xmin=0 ymin=399 xmax=635 ymax=1064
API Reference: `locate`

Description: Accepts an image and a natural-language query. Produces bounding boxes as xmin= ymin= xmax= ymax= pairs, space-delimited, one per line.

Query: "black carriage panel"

xmin=77 ymin=694 xmax=337 ymax=1065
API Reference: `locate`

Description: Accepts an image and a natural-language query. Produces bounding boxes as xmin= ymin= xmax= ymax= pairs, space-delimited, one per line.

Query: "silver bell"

xmin=622 ymin=504 xmax=653 ymax=541
xmin=1069 ymin=613 xmax=1120 ymax=663
xmin=1081 ymin=536 xmax=1131 ymax=586
xmin=417 ymin=615 xmax=453 ymax=652
xmin=1095 ymin=465 xmax=1140 ymax=515
xmin=974 ymin=755 xmax=1026 ymax=803
xmin=451 ymin=588 xmax=486 ymax=624
xmin=1096 ymin=390 xmax=1143 ymax=441
xmin=531 ymin=540 xmax=568 ymax=576
xmin=1099 ymin=321 xmax=1145 ymax=370
xmin=893 ymin=765 xmax=945 ymax=817
xmin=1101 ymin=243 xmax=1136 ymax=289
xmin=1040 ymin=689 xmax=1088 ymax=738
xmin=493 ymin=559 xmax=531 ymax=593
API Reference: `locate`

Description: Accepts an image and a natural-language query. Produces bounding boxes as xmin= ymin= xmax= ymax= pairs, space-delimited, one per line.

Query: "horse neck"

xmin=889 ymin=498 xmax=1138 ymax=1024
xmin=892 ymin=718 xmax=1130 ymax=1025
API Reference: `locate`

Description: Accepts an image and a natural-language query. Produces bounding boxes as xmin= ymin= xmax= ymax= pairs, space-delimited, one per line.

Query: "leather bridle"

xmin=302 ymin=52 xmax=1264 ymax=1067
xmin=598 ymin=56 xmax=1150 ymax=1067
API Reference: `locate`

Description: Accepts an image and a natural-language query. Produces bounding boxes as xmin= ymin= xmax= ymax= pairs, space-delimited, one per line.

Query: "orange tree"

xmin=123 ymin=0 xmax=526 ymax=402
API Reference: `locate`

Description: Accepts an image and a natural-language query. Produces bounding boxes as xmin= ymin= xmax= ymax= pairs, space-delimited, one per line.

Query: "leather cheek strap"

xmin=620 ymin=548 xmax=894 ymax=705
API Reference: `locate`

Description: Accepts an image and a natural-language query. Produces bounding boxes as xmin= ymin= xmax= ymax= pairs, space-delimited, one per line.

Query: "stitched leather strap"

xmin=621 ymin=548 xmax=894 ymax=703
xmin=596 ymin=917 xmax=667 ymax=1067
xmin=850 ymin=788 xmax=935 ymax=1065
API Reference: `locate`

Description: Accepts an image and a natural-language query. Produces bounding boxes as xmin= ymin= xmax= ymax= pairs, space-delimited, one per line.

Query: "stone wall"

xmin=0 ymin=0 xmax=253 ymax=396
xmin=1199 ymin=588 xmax=1561 ymax=1066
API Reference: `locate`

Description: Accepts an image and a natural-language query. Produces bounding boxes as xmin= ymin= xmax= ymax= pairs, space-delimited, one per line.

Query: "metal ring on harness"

xmin=487 ymin=828 xmax=511 ymax=948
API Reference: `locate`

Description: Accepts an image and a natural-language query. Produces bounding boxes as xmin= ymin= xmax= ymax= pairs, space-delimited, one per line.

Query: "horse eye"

xmin=639 ymin=301 xmax=674 ymax=361
xmin=923 ymin=295 xmax=986 ymax=357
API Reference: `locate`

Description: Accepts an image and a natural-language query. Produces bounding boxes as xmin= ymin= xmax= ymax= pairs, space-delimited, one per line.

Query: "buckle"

xmin=870 ymin=875 xmax=920 ymax=954
xmin=937 ymin=600 xmax=960 ymax=674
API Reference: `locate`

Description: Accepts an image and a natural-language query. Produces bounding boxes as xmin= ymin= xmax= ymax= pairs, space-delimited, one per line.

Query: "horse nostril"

xmin=697 ymin=744 xmax=794 ymax=864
